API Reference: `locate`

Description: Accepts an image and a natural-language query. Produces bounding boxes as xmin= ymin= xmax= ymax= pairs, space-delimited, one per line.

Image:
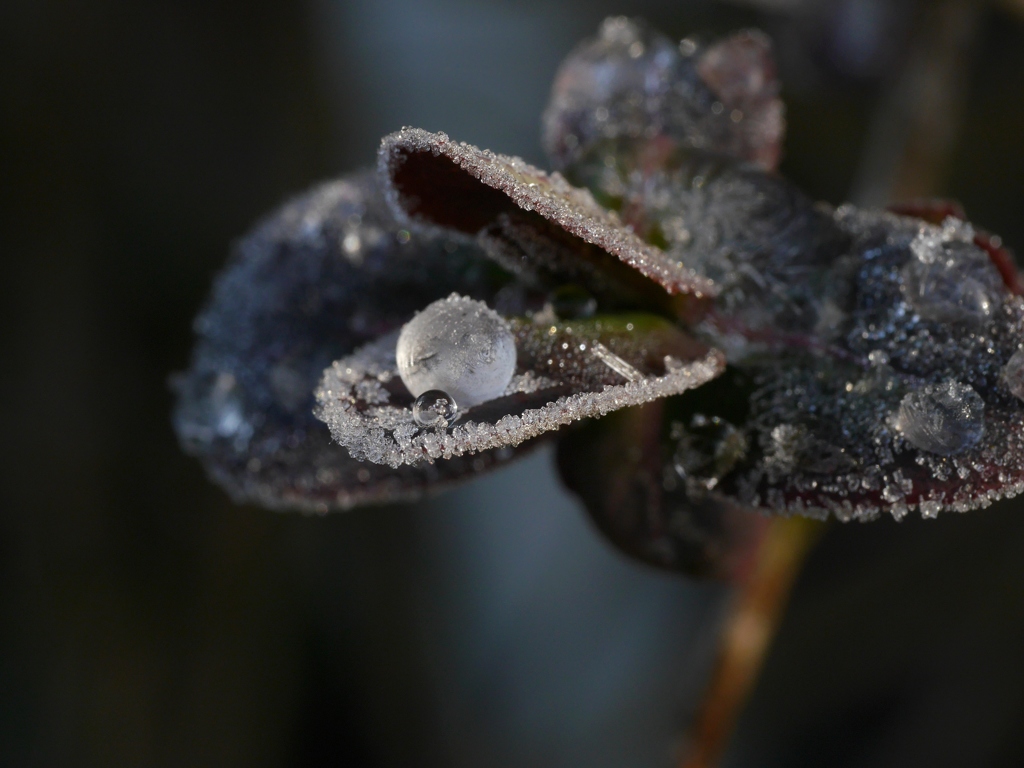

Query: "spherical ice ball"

xmin=396 ymin=294 xmax=516 ymax=410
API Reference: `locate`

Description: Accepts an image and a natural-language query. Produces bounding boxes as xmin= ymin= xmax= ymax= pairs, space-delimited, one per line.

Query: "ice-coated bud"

xmin=396 ymin=294 xmax=516 ymax=409
xmin=895 ymin=379 xmax=985 ymax=456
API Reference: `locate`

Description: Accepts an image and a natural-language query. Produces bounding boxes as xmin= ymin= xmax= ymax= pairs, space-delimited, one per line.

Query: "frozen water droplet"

xmin=672 ymin=414 xmax=747 ymax=491
xmin=895 ymin=379 xmax=985 ymax=456
xmin=412 ymin=390 xmax=458 ymax=428
xmin=902 ymin=219 xmax=1003 ymax=325
xmin=548 ymin=284 xmax=597 ymax=319
xmin=1001 ymin=347 xmax=1024 ymax=402
xmin=396 ymin=294 xmax=516 ymax=409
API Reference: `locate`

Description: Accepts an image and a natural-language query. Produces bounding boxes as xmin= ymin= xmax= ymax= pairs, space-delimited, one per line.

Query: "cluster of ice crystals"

xmin=902 ymin=218 xmax=1003 ymax=325
xmin=895 ymin=380 xmax=986 ymax=456
xmin=396 ymin=294 xmax=516 ymax=409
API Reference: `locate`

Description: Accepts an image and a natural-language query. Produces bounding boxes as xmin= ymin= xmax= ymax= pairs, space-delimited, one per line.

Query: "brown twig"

xmin=677 ymin=517 xmax=821 ymax=768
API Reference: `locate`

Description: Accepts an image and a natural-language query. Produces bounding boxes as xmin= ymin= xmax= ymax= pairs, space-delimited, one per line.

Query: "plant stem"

xmin=678 ymin=517 xmax=821 ymax=768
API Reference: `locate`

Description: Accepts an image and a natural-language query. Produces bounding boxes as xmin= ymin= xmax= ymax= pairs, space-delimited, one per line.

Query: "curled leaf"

xmin=379 ymin=127 xmax=716 ymax=303
xmin=314 ymin=305 xmax=724 ymax=468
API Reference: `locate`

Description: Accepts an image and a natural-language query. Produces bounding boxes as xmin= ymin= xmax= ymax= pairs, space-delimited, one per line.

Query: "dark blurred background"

xmin=4 ymin=1 xmax=1024 ymax=766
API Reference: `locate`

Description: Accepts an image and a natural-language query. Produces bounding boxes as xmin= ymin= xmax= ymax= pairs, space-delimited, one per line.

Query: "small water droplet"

xmin=412 ymin=390 xmax=458 ymax=428
xmin=672 ymin=415 xmax=748 ymax=491
xmin=549 ymin=284 xmax=597 ymax=319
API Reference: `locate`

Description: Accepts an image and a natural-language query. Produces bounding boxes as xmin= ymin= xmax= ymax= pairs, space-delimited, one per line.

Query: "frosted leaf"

xmin=378 ymin=127 xmax=716 ymax=301
xmin=542 ymin=18 xmax=784 ymax=171
xmin=315 ymin=312 xmax=725 ymax=468
xmin=396 ymin=294 xmax=516 ymax=408
xmin=889 ymin=199 xmax=1024 ymax=295
xmin=902 ymin=218 xmax=1004 ymax=325
xmin=651 ymin=201 xmax=1024 ymax=523
xmin=557 ymin=401 xmax=770 ymax=580
xmin=563 ymin=140 xmax=850 ymax=354
xmin=895 ymin=380 xmax=985 ymax=456
xmin=172 ymin=170 xmax=525 ymax=510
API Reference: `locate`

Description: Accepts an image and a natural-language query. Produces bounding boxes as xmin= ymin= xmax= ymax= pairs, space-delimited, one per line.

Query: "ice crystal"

xmin=1002 ymin=348 xmax=1024 ymax=402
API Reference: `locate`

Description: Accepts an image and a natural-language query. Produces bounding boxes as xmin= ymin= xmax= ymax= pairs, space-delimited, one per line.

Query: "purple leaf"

xmin=557 ymin=401 xmax=769 ymax=580
xmin=172 ymin=171 xmax=523 ymax=510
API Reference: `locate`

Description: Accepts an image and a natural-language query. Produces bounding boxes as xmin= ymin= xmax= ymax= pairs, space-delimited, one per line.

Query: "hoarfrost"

xmin=175 ymin=17 xmax=1024 ymax=534
xmin=561 ymin=140 xmax=850 ymax=352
